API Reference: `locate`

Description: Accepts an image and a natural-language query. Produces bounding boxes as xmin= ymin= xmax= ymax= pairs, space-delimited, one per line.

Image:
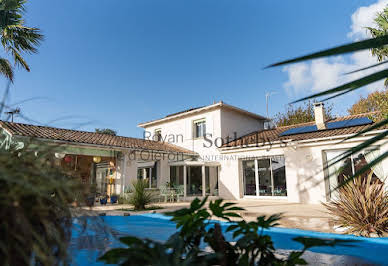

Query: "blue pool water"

xmin=70 ymin=214 xmax=388 ymax=265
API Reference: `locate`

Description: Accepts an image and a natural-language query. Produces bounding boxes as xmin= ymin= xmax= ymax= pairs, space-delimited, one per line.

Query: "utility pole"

xmin=5 ymin=107 xmax=20 ymax=122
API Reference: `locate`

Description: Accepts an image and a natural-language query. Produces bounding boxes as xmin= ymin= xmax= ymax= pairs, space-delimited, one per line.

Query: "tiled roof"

xmin=0 ymin=121 xmax=196 ymax=155
xmin=223 ymin=113 xmax=385 ymax=148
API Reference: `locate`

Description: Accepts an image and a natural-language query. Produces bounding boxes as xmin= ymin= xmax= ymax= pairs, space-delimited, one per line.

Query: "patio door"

xmin=242 ymin=157 xmax=287 ymax=197
xmin=243 ymin=160 xmax=257 ymax=196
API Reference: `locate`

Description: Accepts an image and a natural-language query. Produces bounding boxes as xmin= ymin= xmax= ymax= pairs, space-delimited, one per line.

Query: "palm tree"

xmin=367 ymin=6 xmax=388 ymax=86
xmin=0 ymin=0 xmax=43 ymax=82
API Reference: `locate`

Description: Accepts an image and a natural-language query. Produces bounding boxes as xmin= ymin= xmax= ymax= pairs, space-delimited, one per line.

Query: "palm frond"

xmin=267 ymin=35 xmax=388 ymax=68
xmin=344 ymin=60 xmax=388 ymax=74
xmin=290 ymin=68 xmax=388 ymax=103
xmin=0 ymin=57 xmax=14 ymax=82
xmin=10 ymin=46 xmax=30 ymax=71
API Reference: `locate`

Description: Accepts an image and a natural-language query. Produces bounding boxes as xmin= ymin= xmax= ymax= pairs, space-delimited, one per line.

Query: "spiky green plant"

xmin=0 ymin=142 xmax=85 ymax=265
xmin=129 ymin=179 xmax=154 ymax=210
xmin=324 ymin=172 xmax=388 ymax=237
xmin=0 ymin=0 xmax=43 ymax=82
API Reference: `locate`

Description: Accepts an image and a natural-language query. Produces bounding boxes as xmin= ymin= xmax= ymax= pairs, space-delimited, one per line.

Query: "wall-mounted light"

xmin=93 ymin=156 xmax=102 ymax=163
xmin=55 ymin=153 xmax=66 ymax=159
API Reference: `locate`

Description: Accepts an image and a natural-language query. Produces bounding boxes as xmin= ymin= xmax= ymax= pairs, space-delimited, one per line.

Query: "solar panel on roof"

xmin=279 ymin=117 xmax=373 ymax=137
xmin=279 ymin=125 xmax=317 ymax=136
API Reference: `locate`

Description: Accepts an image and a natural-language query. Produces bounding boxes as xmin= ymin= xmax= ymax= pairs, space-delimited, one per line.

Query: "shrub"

xmin=0 ymin=143 xmax=85 ymax=265
xmin=129 ymin=179 xmax=154 ymax=210
xmin=100 ymin=197 xmax=351 ymax=265
xmin=324 ymin=172 xmax=388 ymax=237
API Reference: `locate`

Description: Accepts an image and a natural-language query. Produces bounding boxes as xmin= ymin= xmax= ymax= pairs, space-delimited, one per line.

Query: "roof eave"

xmin=138 ymin=102 xmax=268 ymax=128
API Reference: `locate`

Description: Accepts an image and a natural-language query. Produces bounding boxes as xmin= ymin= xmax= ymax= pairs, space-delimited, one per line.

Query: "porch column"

xmin=121 ymin=153 xmax=127 ymax=195
xmin=254 ymin=159 xmax=259 ymax=197
xmin=202 ymin=165 xmax=206 ymax=197
xmin=149 ymin=167 xmax=152 ymax=189
xmin=183 ymin=165 xmax=187 ymax=198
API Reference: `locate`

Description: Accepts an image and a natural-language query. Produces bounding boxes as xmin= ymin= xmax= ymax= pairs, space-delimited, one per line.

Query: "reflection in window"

xmin=258 ymin=159 xmax=272 ymax=196
xmin=205 ymin=166 xmax=219 ymax=196
xmin=170 ymin=166 xmax=184 ymax=187
xmin=194 ymin=120 xmax=206 ymax=138
xmin=186 ymin=166 xmax=202 ymax=196
xmin=154 ymin=129 xmax=162 ymax=141
xmin=243 ymin=160 xmax=256 ymax=196
xmin=137 ymin=162 xmax=158 ymax=188
xmin=242 ymin=156 xmax=287 ymax=197
xmin=272 ymin=157 xmax=287 ymax=196
xmin=325 ymin=149 xmax=384 ymax=199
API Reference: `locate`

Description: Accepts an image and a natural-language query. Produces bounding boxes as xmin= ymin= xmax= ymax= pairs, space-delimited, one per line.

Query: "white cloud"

xmin=283 ymin=0 xmax=388 ymax=98
xmin=348 ymin=0 xmax=388 ymax=39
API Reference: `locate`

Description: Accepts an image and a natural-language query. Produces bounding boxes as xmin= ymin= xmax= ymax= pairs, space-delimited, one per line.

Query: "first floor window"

xmin=242 ymin=156 xmax=287 ymax=197
xmin=137 ymin=162 xmax=158 ymax=188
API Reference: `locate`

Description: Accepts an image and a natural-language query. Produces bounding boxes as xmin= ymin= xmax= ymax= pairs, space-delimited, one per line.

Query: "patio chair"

xmin=175 ymin=185 xmax=184 ymax=202
xmin=159 ymin=185 xmax=174 ymax=202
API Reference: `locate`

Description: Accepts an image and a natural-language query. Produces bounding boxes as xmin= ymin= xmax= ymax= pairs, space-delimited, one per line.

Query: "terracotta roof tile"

xmin=0 ymin=121 xmax=196 ymax=155
xmin=223 ymin=113 xmax=386 ymax=148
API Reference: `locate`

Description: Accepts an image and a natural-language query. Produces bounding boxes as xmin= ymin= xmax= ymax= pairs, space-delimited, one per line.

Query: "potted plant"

xmin=100 ymin=195 xmax=108 ymax=205
xmin=110 ymin=194 xmax=118 ymax=204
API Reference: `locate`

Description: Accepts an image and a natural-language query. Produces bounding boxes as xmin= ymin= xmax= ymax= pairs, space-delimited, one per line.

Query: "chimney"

xmin=314 ymin=102 xmax=327 ymax=130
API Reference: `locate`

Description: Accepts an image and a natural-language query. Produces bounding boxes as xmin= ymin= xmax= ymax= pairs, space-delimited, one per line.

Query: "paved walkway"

xmin=84 ymin=199 xmax=335 ymax=233
xmin=231 ymin=199 xmax=334 ymax=233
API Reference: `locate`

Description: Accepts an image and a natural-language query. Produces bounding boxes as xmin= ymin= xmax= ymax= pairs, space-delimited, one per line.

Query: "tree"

xmin=367 ymin=6 xmax=388 ymax=86
xmin=274 ymin=101 xmax=333 ymax=127
xmin=0 ymin=0 xmax=43 ymax=82
xmin=348 ymin=89 xmax=388 ymax=121
xmin=95 ymin=128 xmax=117 ymax=136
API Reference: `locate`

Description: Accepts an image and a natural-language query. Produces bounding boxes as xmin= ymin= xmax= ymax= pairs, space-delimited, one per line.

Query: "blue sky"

xmin=1 ymin=0 xmax=385 ymax=137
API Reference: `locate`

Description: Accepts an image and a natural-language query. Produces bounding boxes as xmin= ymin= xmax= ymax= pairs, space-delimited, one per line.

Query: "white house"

xmin=1 ymin=101 xmax=386 ymax=204
xmin=138 ymin=101 xmax=387 ymax=203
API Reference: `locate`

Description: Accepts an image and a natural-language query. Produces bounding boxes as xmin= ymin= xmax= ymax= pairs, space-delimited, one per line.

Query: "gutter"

xmin=218 ymin=129 xmax=387 ymax=153
xmin=12 ymin=135 xmax=198 ymax=156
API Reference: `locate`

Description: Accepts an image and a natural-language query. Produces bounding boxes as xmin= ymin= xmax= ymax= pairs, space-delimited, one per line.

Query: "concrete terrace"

xmin=85 ymin=200 xmax=334 ymax=233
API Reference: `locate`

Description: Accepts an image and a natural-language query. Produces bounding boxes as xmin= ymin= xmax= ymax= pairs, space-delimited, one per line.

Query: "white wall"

xmin=142 ymin=107 xmax=265 ymax=162
xmin=119 ymin=151 xmax=171 ymax=192
xmin=220 ymin=108 xmax=264 ymax=140
xmin=143 ymin=108 xmax=222 ymax=161
xmin=219 ymin=136 xmax=388 ymax=204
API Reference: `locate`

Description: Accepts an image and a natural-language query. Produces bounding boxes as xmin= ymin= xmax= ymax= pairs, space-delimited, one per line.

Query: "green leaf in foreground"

xmin=267 ymin=35 xmax=388 ymax=68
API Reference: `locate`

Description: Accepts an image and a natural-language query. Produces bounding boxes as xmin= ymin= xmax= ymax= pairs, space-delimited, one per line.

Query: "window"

xmin=242 ymin=156 xmax=287 ymax=197
xmin=154 ymin=129 xmax=162 ymax=141
xmin=137 ymin=162 xmax=158 ymax=188
xmin=194 ymin=120 xmax=206 ymax=138
xmin=324 ymin=149 xmax=384 ymax=199
xmin=170 ymin=166 xmax=184 ymax=187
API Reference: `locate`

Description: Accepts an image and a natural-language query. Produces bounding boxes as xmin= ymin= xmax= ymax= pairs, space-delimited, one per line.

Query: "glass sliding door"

xmin=170 ymin=166 xmax=184 ymax=187
xmin=258 ymin=159 xmax=272 ymax=196
xmin=242 ymin=156 xmax=287 ymax=197
xmin=272 ymin=156 xmax=287 ymax=196
xmin=325 ymin=149 xmax=383 ymax=200
xmin=186 ymin=166 xmax=202 ymax=196
xmin=243 ymin=160 xmax=256 ymax=196
xmin=205 ymin=166 xmax=219 ymax=196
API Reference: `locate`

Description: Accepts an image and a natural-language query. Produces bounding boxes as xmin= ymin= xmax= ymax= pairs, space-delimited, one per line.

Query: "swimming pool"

xmin=70 ymin=214 xmax=388 ymax=265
